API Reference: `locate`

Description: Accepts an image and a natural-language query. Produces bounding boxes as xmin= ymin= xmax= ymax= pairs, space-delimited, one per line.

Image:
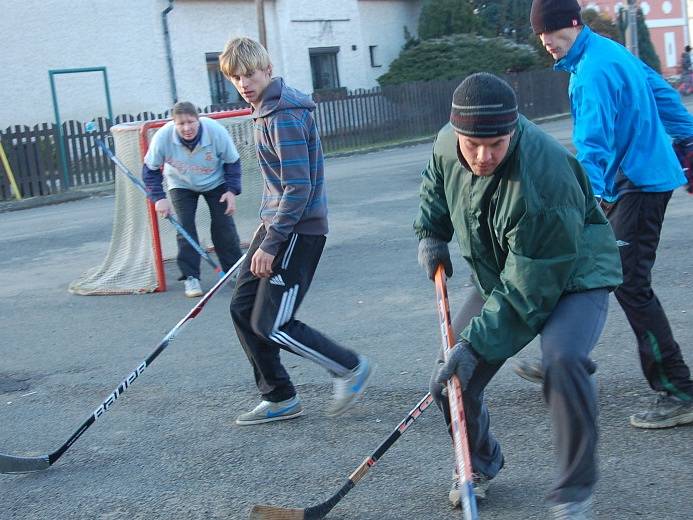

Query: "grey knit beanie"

xmin=449 ymin=73 xmax=518 ymax=137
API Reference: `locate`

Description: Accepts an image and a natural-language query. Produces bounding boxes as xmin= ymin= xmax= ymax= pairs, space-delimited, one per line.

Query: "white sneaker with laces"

xmin=235 ymin=396 xmax=303 ymax=426
xmin=326 ymin=355 xmax=373 ymax=416
xmin=550 ymin=496 xmax=593 ymax=519
xmin=184 ymin=276 xmax=203 ymax=297
xmin=450 ymin=470 xmax=490 ymax=507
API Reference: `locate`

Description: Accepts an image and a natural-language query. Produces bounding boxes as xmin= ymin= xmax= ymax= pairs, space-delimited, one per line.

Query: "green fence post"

xmin=48 ymin=66 xmax=114 ymax=192
xmin=48 ymin=70 xmax=70 ymax=190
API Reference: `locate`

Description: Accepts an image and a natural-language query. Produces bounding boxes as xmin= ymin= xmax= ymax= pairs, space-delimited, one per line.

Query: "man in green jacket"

xmin=415 ymin=73 xmax=622 ymax=519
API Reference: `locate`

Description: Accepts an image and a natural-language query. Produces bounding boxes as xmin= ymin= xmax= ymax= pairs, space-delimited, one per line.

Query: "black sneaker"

xmin=630 ymin=392 xmax=693 ymax=429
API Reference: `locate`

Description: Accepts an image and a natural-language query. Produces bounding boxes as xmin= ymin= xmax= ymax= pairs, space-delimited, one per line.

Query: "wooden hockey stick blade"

xmin=0 ymin=453 xmax=50 ymax=473
xmin=249 ymin=505 xmax=305 ymax=520
xmin=249 ymin=393 xmax=434 ymax=520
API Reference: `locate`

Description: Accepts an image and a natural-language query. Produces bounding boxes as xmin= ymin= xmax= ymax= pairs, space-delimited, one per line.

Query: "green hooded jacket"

xmin=414 ymin=115 xmax=622 ymax=363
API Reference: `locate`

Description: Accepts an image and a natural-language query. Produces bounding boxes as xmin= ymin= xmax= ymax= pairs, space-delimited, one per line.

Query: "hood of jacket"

xmin=253 ymin=77 xmax=316 ymax=119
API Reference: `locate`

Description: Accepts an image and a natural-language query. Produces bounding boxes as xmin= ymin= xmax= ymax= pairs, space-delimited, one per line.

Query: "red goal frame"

xmin=138 ymin=108 xmax=253 ymax=292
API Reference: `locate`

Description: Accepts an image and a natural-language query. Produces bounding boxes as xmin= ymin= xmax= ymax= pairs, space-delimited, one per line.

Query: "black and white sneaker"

xmin=630 ymin=392 xmax=693 ymax=429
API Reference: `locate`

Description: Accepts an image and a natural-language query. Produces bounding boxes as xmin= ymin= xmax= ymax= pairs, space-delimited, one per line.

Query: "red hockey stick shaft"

xmin=434 ymin=265 xmax=478 ymax=519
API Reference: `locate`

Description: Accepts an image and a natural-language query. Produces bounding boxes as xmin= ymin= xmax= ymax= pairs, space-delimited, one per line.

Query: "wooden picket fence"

xmin=0 ymin=69 xmax=570 ymax=201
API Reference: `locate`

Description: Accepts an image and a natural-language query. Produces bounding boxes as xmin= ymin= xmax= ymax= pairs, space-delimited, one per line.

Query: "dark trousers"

xmin=607 ymin=191 xmax=693 ymax=399
xmin=429 ymin=289 xmax=608 ymax=504
xmin=229 ymin=226 xmax=359 ymax=402
xmin=168 ymin=185 xmax=242 ymax=280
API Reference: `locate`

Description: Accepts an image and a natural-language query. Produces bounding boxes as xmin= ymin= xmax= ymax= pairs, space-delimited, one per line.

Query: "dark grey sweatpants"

xmin=429 ymin=288 xmax=609 ymax=504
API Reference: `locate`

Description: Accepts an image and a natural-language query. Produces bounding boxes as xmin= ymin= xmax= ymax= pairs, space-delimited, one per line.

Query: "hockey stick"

xmin=434 ymin=265 xmax=478 ymax=520
xmin=249 ymin=392 xmax=435 ymax=520
xmin=0 ymin=253 xmax=245 ymax=474
xmin=85 ymin=121 xmax=224 ymax=276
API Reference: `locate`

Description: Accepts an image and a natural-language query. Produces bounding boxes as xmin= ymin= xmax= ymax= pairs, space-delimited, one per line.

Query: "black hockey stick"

xmin=0 ymin=254 xmax=245 ymax=474
xmin=249 ymin=392 xmax=435 ymax=520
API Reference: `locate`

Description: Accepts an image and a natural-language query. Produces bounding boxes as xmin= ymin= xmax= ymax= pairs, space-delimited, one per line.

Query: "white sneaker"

xmin=235 ymin=396 xmax=303 ymax=425
xmin=326 ymin=355 xmax=373 ymax=416
xmin=550 ymin=497 xmax=593 ymax=519
xmin=184 ymin=276 xmax=203 ymax=297
xmin=450 ymin=471 xmax=490 ymax=507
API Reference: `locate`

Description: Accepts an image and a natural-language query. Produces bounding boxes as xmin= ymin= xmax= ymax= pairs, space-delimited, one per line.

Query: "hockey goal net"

xmin=69 ymin=109 xmax=260 ymax=295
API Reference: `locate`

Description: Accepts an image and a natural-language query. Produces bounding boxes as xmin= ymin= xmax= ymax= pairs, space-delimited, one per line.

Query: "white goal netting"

xmin=69 ymin=112 xmax=261 ymax=295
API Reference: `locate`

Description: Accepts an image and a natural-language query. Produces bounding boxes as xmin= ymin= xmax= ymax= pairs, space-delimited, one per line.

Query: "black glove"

xmin=435 ymin=340 xmax=479 ymax=391
xmin=417 ymin=237 xmax=453 ymax=280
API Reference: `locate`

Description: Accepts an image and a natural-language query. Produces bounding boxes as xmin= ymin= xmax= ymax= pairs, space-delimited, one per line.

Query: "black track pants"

xmin=230 ymin=226 xmax=359 ymax=402
xmin=168 ymin=185 xmax=242 ymax=280
xmin=607 ymin=191 xmax=693 ymax=400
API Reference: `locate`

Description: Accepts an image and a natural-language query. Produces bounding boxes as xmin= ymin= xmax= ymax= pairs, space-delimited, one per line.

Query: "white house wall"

xmin=358 ymin=0 xmax=422 ymax=87
xmin=271 ymin=0 xmax=368 ymax=93
xmin=1 ymin=0 xmax=167 ymax=128
xmin=1 ymin=0 xmax=420 ymax=128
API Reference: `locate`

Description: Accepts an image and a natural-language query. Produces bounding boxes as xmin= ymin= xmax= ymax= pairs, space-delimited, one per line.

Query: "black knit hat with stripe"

xmin=530 ymin=0 xmax=582 ymax=34
xmin=449 ymin=73 xmax=518 ymax=137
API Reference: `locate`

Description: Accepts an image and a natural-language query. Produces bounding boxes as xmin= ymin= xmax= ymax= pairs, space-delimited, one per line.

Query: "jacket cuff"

xmin=259 ymin=230 xmax=283 ymax=256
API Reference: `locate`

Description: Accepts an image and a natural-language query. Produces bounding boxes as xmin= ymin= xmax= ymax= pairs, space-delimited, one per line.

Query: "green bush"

xmin=474 ymin=0 xmax=534 ymax=43
xmin=418 ymin=0 xmax=489 ymax=40
xmin=378 ymin=33 xmax=539 ymax=86
xmin=617 ymin=8 xmax=661 ymax=72
xmin=582 ymin=8 xmax=623 ymax=43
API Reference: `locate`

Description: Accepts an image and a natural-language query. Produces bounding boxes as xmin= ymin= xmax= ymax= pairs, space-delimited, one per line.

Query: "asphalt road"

xmin=1 ymin=117 xmax=692 ymax=520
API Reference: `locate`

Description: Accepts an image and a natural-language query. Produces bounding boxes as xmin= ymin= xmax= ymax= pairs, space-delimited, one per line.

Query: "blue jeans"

xmin=168 ymin=184 xmax=242 ymax=280
xmin=429 ymin=288 xmax=608 ymax=504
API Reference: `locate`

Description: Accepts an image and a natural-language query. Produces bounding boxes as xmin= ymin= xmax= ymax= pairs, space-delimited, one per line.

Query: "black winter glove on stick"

xmin=418 ymin=237 xmax=453 ymax=280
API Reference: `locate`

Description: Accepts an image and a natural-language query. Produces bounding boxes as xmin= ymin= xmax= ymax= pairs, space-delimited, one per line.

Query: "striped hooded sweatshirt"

xmin=252 ymin=77 xmax=328 ymax=256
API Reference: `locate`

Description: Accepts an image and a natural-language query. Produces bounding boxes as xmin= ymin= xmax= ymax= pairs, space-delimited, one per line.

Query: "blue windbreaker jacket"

xmin=555 ymin=26 xmax=690 ymax=201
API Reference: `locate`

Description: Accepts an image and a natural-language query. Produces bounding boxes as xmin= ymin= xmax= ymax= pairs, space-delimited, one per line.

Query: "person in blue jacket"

xmin=522 ymin=0 xmax=693 ymax=429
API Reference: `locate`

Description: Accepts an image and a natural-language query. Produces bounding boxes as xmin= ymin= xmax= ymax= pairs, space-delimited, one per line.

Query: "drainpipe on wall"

xmin=256 ymin=0 xmax=267 ymax=49
xmin=162 ymin=0 xmax=178 ymax=104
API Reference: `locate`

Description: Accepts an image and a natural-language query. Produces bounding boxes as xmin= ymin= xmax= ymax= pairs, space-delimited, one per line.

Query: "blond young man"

xmin=219 ymin=37 xmax=372 ymax=425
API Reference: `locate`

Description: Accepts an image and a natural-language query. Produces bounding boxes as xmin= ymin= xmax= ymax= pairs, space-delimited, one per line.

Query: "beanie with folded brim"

xmin=530 ymin=0 xmax=582 ymax=34
xmin=449 ymin=73 xmax=518 ymax=137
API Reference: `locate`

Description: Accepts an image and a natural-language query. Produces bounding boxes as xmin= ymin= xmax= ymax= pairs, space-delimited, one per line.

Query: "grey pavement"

xmin=1 ymin=114 xmax=692 ymax=520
